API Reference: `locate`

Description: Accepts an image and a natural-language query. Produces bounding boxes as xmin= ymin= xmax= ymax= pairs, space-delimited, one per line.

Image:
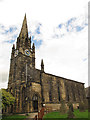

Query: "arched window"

xmin=57 ymin=81 xmax=60 ymax=101
xmin=21 ymin=66 xmax=26 ymax=81
xmin=25 ymin=38 xmax=28 ymax=47
xmin=71 ymin=85 xmax=76 ymax=101
xmin=81 ymin=85 xmax=85 ymax=100
xmin=33 ymin=94 xmax=38 ymax=101
xmin=77 ymin=85 xmax=81 ymax=101
xmin=65 ymin=83 xmax=69 ymax=102
xmin=49 ymin=80 xmax=52 ymax=102
xmin=33 ymin=94 xmax=38 ymax=111
xmin=22 ymin=87 xmax=26 ymax=111
xmin=13 ymin=63 xmax=16 ymax=82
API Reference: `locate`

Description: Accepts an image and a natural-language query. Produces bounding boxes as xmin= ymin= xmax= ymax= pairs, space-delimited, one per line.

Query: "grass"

xmin=43 ymin=111 xmax=67 ymax=118
xmin=1 ymin=114 xmax=27 ymax=120
xmin=74 ymin=109 xmax=88 ymax=118
xmin=1 ymin=110 xmax=89 ymax=120
xmin=43 ymin=109 xmax=89 ymax=119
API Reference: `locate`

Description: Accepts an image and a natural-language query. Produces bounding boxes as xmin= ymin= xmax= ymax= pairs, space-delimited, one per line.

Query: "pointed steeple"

xmin=19 ymin=13 xmax=28 ymax=38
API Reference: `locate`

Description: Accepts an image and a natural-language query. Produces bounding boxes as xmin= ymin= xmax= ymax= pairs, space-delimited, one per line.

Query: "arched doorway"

xmin=33 ymin=94 xmax=38 ymax=112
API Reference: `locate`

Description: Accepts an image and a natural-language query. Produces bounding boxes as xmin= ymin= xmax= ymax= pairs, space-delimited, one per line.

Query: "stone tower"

xmin=8 ymin=14 xmax=39 ymax=113
xmin=8 ymin=14 xmax=35 ymax=89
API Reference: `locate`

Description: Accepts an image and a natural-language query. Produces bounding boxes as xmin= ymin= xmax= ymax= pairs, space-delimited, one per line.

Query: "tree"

xmin=0 ymin=89 xmax=15 ymax=109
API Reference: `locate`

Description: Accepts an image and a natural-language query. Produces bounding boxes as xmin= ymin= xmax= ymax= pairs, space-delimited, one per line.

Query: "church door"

xmin=33 ymin=95 xmax=38 ymax=112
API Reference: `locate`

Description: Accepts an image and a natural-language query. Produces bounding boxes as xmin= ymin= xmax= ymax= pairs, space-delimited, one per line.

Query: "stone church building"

xmin=7 ymin=14 xmax=86 ymax=113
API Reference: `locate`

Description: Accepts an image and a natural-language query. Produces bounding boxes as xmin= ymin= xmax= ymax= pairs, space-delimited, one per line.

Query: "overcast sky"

xmin=0 ymin=0 xmax=89 ymax=88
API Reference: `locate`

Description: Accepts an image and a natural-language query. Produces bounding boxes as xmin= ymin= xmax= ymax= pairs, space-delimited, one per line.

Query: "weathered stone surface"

xmin=6 ymin=14 xmax=86 ymax=114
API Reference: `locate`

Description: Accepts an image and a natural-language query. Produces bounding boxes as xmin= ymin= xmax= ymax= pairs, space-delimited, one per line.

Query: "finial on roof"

xmin=12 ymin=44 xmax=15 ymax=49
xmin=41 ymin=59 xmax=44 ymax=66
xmin=41 ymin=59 xmax=44 ymax=72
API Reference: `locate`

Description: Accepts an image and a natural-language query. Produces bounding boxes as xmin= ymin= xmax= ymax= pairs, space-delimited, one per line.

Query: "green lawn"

xmin=43 ymin=111 xmax=67 ymax=118
xmin=1 ymin=115 xmax=27 ymax=120
xmin=74 ymin=109 xmax=88 ymax=118
xmin=43 ymin=109 xmax=89 ymax=119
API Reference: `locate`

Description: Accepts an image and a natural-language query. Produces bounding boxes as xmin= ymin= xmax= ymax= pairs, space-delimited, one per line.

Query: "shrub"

xmin=0 ymin=89 xmax=15 ymax=111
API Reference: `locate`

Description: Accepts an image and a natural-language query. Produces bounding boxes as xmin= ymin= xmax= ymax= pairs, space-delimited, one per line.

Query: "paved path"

xmin=26 ymin=112 xmax=38 ymax=119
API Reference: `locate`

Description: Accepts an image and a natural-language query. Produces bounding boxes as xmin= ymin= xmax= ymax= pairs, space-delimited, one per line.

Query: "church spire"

xmin=19 ymin=13 xmax=28 ymax=38
xmin=17 ymin=14 xmax=31 ymax=51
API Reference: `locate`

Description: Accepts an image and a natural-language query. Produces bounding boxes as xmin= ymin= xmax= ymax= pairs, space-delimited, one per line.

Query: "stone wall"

xmin=44 ymin=102 xmax=79 ymax=112
xmin=41 ymin=72 xmax=86 ymax=105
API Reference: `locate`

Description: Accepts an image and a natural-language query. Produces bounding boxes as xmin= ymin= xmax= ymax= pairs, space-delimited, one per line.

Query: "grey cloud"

xmin=0 ymin=72 xmax=8 ymax=83
xmin=0 ymin=0 xmax=4 ymax=2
